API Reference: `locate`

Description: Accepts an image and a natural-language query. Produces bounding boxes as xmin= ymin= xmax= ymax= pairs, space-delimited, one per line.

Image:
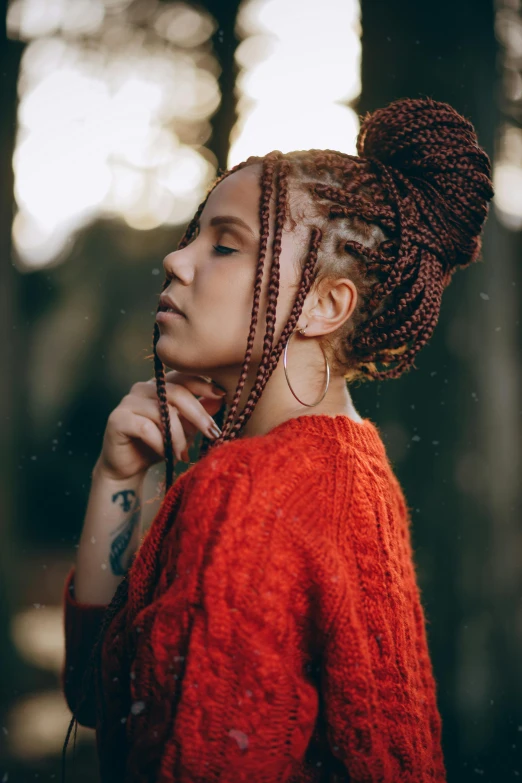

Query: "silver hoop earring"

xmin=283 ymin=325 xmax=330 ymax=407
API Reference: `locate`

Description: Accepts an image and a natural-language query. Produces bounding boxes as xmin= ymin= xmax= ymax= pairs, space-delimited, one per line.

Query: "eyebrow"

xmin=208 ymin=215 xmax=257 ymax=238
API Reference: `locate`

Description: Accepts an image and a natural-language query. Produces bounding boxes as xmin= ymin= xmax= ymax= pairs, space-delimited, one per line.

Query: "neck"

xmin=216 ymin=342 xmax=362 ymax=440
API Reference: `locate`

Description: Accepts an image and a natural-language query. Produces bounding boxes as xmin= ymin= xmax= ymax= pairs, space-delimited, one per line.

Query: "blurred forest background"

xmin=0 ymin=0 xmax=521 ymax=780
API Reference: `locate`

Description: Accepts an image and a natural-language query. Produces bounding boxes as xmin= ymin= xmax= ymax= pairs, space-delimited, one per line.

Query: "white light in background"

xmin=229 ymin=0 xmax=361 ymax=167
xmin=7 ymin=0 xmax=107 ymax=38
xmin=153 ymin=2 xmax=215 ymax=48
xmin=7 ymin=691 xmax=93 ymax=758
xmin=494 ymin=4 xmax=522 ymax=230
xmin=7 ymin=606 xmax=93 ymax=759
xmin=11 ymin=605 xmax=64 ymax=673
xmin=7 ymin=0 xmax=220 ymax=269
xmin=493 ymin=124 xmax=522 ymax=230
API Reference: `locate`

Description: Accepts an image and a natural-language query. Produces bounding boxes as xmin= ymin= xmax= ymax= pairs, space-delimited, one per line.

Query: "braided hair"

xmin=62 ymin=96 xmax=493 ymax=778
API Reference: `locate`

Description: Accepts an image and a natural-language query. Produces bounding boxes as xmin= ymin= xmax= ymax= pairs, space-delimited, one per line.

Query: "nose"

xmin=162 ymin=245 xmax=194 ymax=284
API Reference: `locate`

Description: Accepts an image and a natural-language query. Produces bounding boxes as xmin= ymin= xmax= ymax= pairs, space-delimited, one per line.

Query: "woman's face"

xmin=156 ymin=164 xmax=309 ymax=391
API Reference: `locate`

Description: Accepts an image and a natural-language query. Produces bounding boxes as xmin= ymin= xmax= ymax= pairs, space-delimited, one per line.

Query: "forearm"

xmin=74 ymin=459 xmax=146 ymax=605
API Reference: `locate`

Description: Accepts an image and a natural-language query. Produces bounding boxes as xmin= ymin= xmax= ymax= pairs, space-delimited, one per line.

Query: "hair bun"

xmin=356 ymin=96 xmax=494 ymax=270
xmin=357 ymin=96 xmax=478 ymax=169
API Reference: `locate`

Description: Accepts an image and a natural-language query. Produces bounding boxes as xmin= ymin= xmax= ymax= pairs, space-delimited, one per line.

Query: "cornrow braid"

xmin=62 ymin=97 xmax=494 ymax=779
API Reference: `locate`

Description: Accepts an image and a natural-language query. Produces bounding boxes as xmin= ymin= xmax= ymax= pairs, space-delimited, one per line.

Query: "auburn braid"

xmin=216 ymin=152 xmax=283 ymax=441
xmin=213 ymin=155 xmax=291 ymax=442
xmin=152 ymin=192 xmax=212 ymax=488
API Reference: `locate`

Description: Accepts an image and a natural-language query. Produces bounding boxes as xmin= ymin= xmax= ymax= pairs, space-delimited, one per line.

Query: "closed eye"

xmin=212 ymin=244 xmax=238 ymax=256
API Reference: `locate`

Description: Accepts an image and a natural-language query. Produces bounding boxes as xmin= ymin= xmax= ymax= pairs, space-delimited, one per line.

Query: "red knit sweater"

xmin=61 ymin=413 xmax=447 ymax=782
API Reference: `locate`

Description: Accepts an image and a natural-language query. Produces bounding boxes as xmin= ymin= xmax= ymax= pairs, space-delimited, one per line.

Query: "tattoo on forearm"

xmin=109 ymin=489 xmax=141 ymax=576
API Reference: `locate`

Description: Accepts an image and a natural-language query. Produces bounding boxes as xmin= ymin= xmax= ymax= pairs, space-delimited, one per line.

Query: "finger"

xmin=122 ymin=396 xmax=189 ymax=461
xmin=168 ymin=408 xmax=188 ymax=462
xmin=121 ymin=394 xmax=170 ymax=429
xmin=131 ymin=382 xmax=221 ymax=440
xmin=129 ymin=413 xmax=189 ymax=463
xmin=166 ymin=371 xmax=225 ymax=397
xmin=143 ymin=373 xmax=226 ymax=399
xmin=125 ymin=413 xmax=166 ymax=458
xmin=163 ymin=383 xmax=223 ymax=440
xmin=177 ymin=395 xmax=223 ymax=439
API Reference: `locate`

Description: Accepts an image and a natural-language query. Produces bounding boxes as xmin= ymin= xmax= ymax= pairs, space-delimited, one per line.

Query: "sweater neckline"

xmin=257 ymin=412 xmax=386 ymax=457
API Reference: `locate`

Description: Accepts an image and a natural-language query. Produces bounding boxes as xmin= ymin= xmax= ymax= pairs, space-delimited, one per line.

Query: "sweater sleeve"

xmin=61 ymin=565 xmax=108 ymax=728
xmin=152 ymin=456 xmax=321 ymax=781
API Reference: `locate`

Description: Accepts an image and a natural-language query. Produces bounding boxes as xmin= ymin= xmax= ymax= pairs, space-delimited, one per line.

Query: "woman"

xmin=61 ymin=96 xmax=494 ymax=782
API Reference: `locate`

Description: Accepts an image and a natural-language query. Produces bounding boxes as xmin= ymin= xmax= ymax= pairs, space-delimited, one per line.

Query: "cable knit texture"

xmin=61 ymin=413 xmax=447 ymax=782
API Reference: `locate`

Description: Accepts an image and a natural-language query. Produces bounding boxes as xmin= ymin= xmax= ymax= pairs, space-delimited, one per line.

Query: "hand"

xmin=95 ymin=372 xmax=226 ymax=482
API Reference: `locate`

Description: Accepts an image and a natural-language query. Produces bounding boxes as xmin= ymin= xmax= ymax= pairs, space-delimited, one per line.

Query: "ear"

xmin=304 ymin=278 xmax=358 ymax=337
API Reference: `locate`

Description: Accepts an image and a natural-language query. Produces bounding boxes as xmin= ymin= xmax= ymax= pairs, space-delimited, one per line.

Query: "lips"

xmin=158 ymin=296 xmax=185 ymax=316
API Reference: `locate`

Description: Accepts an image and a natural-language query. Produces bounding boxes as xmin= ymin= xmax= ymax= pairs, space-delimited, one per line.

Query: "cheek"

xmin=201 ymin=264 xmax=257 ymax=329
xmin=200 ymin=239 xmax=299 ymax=341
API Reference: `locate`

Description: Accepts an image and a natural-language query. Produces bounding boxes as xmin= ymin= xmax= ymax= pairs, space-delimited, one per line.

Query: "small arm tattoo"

xmin=109 ymin=489 xmax=141 ymax=576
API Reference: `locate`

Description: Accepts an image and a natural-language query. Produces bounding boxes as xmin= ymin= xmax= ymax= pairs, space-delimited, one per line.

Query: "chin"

xmin=154 ymin=341 xmax=182 ymax=371
xmin=154 ymin=342 xmax=209 ymax=377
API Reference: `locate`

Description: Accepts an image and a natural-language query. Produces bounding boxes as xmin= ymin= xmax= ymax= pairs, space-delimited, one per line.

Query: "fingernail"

xmin=181 ymin=448 xmax=190 ymax=462
xmin=211 ymin=384 xmax=226 ymax=396
xmin=210 ymin=423 xmax=222 ymax=438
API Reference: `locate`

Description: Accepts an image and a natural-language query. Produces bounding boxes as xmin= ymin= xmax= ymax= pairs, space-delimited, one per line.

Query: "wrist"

xmin=92 ymin=457 xmax=147 ymax=487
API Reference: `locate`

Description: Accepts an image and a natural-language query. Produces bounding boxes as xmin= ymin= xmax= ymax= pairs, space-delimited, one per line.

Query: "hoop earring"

xmin=283 ymin=325 xmax=330 ymax=407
